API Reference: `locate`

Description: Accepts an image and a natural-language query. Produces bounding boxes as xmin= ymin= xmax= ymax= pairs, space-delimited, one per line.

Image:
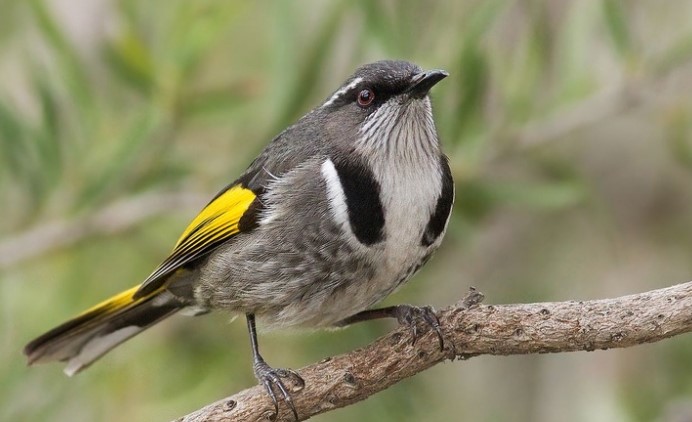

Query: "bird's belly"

xmin=197 ymin=226 xmax=435 ymax=330
xmin=196 ymin=161 xmax=443 ymax=330
xmin=289 ymin=212 xmax=437 ymax=328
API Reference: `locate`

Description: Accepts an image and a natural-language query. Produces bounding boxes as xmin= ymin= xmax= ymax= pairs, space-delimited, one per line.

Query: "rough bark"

xmin=176 ymin=282 xmax=692 ymax=422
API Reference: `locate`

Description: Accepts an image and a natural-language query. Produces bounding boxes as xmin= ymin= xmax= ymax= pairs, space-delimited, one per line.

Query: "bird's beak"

xmin=407 ymin=69 xmax=449 ymax=98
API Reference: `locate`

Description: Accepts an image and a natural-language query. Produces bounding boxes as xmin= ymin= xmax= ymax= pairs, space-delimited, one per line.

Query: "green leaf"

xmin=602 ymin=0 xmax=633 ymax=59
xmin=457 ymin=177 xmax=587 ymax=221
xmin=665 ymin=108 xmax=692 ymax=171
xmin=271 ymin=1 xmax=348 ymax=132
xmin=356 ymin=0 xmax=409 ymax=55
xmin=448 ymin=0 xmax=506 ymax=143
xmin=78 ymin=109 xmax=164 ymax=207
xmin=179 ymin=87 xmax=245 ymax=120
xmin=28 ymin=0 xmax=96 ymax=124
xmin=490 ymin=179 xmax=586 ymax=210
xmin=34 ymin=75 xmax=63 ymax=185
xmin=451 ymin=44 xmax=489 ymax=143
xmin=167 ymin=3 xmax=243 ymax=77
xmin=103 ymin=27 xmax=155 ymax=95
xmin=0 ymin=100 xmax=28 ymax=176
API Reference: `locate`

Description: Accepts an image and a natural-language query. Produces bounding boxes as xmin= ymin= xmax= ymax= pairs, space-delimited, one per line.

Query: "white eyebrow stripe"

xmin=322 ymin=77 xmax=363 ymax=108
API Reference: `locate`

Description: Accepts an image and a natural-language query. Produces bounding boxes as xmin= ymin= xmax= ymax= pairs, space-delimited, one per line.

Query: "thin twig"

xmin=510 ymin=44 xmax=692 ymax=149
xmin=176 ymin=281 xmax=692 ymax=422
xmin=0 ymin=191 xmax=206 ymax=269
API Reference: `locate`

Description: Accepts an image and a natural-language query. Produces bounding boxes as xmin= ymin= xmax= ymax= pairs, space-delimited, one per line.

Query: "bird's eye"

xmin=357 ymin=89 xmax=375 ymax=107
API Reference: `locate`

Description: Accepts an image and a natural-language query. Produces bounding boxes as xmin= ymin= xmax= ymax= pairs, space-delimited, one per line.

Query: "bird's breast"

xmin=373 ymin=157 xmax=444 ymax=286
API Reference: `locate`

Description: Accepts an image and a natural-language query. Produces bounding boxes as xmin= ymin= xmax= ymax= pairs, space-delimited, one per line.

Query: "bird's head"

xmin=318 ymin=60 xmax=448 ymax=156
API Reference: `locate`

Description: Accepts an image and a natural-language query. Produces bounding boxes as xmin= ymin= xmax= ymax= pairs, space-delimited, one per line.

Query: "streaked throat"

xmin=357 ymin=97 xmax=439 ymax=161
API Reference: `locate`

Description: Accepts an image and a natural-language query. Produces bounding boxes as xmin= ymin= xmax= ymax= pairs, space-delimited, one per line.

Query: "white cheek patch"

xmin=320 ymin=158 xmax=351 ymax=232
xmin=322 ymin=77 xmax=363 ymax=108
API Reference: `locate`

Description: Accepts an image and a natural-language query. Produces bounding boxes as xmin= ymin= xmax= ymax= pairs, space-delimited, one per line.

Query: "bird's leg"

xmin=246 ymin=314 xmax=304 ymax=420
xmin=335 ymin=305 xmax=446 ymax=351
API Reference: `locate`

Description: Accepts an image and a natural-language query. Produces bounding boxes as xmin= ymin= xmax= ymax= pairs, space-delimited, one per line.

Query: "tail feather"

xmin=24 ymin=286 xmax=184 ymax=375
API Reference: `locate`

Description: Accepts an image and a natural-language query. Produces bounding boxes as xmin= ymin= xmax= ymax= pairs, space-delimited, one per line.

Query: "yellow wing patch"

xmin=134 ymin=184 xmax=257 ymax=298
xmin=174 ymin=184 xmax=256 ymax=251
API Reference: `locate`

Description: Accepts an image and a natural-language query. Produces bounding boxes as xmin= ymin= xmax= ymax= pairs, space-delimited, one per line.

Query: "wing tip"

xmin=23 ymin=340 xmax=45 ymax=366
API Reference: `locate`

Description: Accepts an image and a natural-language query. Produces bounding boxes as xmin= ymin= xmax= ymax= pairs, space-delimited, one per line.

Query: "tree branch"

xmin=176 ymin=282 xmax=692 ymax=421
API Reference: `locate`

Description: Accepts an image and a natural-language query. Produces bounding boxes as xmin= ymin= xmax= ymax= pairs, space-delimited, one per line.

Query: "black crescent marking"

xmin=332 ymin=157 xmax=385 ymax=245
xmin=422 ymin=155 xmax=454 ymax=247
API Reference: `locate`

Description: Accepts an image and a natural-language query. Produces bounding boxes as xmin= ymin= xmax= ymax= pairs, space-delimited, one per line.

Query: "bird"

xmin=24 ymin=59 xmax=454 ymax=419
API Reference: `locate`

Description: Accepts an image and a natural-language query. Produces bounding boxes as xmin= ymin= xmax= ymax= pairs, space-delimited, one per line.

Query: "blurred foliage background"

xmin=2 ymin=0 xmax=692 ymax=421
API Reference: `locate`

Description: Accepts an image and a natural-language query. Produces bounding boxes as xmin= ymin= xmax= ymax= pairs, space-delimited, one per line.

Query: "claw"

xmin=254 ymin=360 xmax=304 ymax=421
xmin=394 ymin=305 xmax=446 ymax=352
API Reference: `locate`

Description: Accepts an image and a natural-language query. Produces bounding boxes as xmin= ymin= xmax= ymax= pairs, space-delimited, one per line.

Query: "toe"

xmin=254 ymin=364 xmax=302 ymax=420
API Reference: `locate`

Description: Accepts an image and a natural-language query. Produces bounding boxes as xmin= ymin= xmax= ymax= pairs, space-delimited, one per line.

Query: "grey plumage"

xmin=188 ymin=61 xmax=452 ymax=329
xmin=25 ymin=59 xmax=453 ymax=417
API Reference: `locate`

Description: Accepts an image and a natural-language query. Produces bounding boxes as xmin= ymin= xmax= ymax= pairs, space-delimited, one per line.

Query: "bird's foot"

xmin=253 ymin=359 xmax=304 ymax=420
xmin=392 ymin=304 xmax=445 ymax=352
